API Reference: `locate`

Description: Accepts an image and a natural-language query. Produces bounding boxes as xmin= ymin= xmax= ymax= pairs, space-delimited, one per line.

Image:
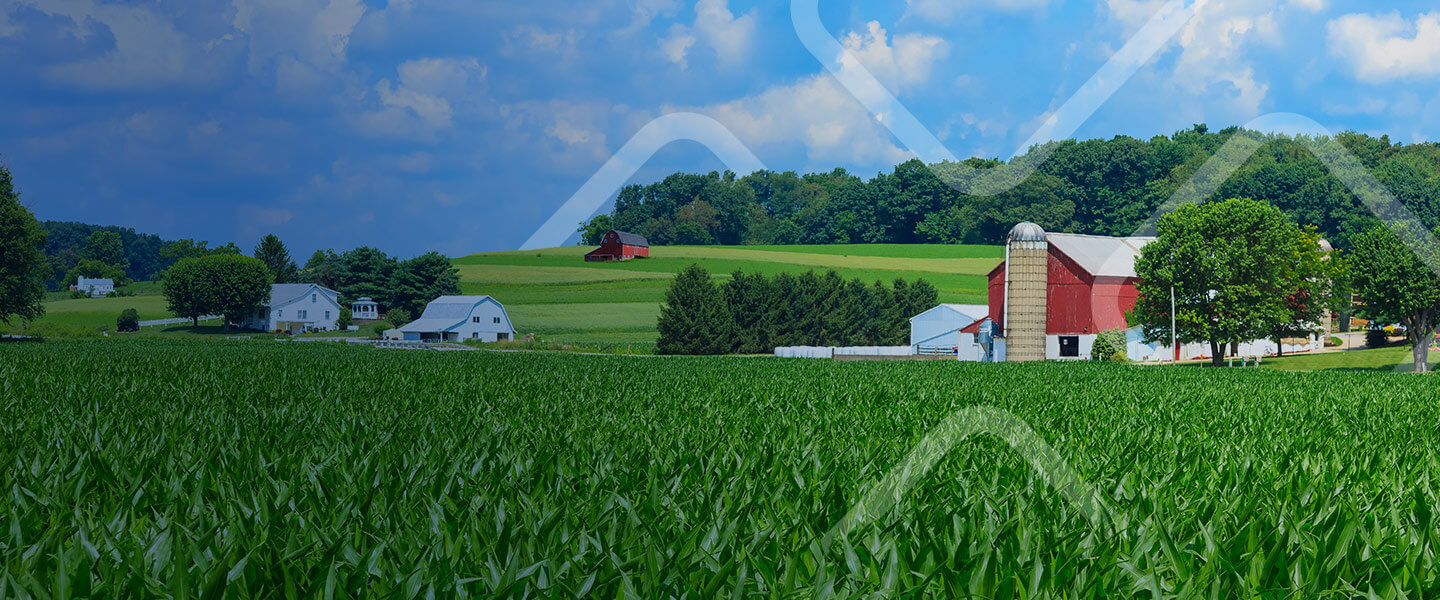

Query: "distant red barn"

xmin=585 ymin=230 xmax=650 ymax=262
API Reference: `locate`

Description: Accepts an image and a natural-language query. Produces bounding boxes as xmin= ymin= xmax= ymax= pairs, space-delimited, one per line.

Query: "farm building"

xmin=910 ymin=304 xmax=989 ymax=358
xmin=396 ymin=295 xmax=516 ymax=342
xmin=585 ymin=230 xmax=649 ymax=262
xmin=241 ymin=283 xmax=344 ymax=334
xmin=72 ymin=277 xmax=114 ymax=297
xmin=982 ymin=222 xmax=1323 ymax=362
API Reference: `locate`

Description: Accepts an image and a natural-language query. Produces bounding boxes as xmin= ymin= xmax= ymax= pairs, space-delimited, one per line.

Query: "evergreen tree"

xmin=302 ymin=249 xmax=344 ymax=290
xmin=390 ymin=252 xmax=461 ymax=315
xmin=253 ymin=233 xmax=299 ymax=283
xmin=657 ymin=264 xmax=734 ymax=355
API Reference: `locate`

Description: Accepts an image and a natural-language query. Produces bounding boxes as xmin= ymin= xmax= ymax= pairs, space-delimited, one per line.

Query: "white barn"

xmin=74 ymin=277 xmax=114 ymax=297
xmin=397 ymin=295 xmax=516 ymax=342
xmin=241 ymin=283 xmax=344 ymax=333
xmin=910 ymin=304 xmax=989 ymax=354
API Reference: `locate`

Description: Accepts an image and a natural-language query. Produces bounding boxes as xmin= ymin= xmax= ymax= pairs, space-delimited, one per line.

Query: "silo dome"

xmin=1008 ymin=222 xmax=1047 ymax=243
xmin=1318 ymin=239 xmax=1334 ymax=253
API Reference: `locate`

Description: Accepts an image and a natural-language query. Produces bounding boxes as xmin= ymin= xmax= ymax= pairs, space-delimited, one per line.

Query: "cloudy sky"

xmin=2 ymin=0 xmax=1438 ymax=256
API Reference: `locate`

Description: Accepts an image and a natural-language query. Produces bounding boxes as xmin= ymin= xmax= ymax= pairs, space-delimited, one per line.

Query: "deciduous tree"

xmin=1348 ymin=223 xmax=1440 ymax=373
xmin=0 ymin=163 xmax=47 ymax=325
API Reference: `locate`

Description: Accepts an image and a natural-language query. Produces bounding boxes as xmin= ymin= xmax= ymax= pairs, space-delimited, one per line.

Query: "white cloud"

xmin=1288 ymin=0 xmax=1325 ymax=13
xmin=621 ymin=0 xmax=681 ymax=33
xmin=660 ymin=0 xmax=757 ymax=68
xmin=838 ymin=21 xmax=948 ymax=94
xmin=678 ymin=22 xmax=949 ymax=168
xmin=238 ymin=204 xmax=294 ymax=226
xmin=355 ymin=57 xmax=486 ymax=138
xmin=19 ymin=0 xmax=227 ymax=90
xmin=905 ymin=0 xmax=1048 ymax=23
xmin=1327 ymin=12 xmax=1440 ymax=83
xmin=1105 ymin=0 xmax=1282 ymax=117
xmin=232 ymin=0 xmax=369 ymax=73
xmin=503 ymin=25 xmax=581 ymax=57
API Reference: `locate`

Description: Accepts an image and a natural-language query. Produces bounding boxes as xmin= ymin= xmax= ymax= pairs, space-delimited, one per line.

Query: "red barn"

xmin=585 ymin=230 xmax=650 ymax=262
xmin=986 ymin=223 xmax=1155 ymax=361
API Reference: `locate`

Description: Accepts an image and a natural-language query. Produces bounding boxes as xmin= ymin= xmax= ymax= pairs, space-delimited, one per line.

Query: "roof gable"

xmin=1045 ymin=233 xmax=1154 ymax=278
xmin=607 ymin=230 xmax=649 ymax=247
xmin=270 ymin=283 xmax=339 ymax=307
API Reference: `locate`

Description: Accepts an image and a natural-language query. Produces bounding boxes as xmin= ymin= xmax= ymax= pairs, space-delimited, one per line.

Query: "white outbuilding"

xmin=241 ymin=283 xmax=344 ymax=334
xmin=351 ymin=297 xmax=380 ymax=320
xmin=910 ymin=304 xmax=990 ymax=354
xmin=397 ymin=295 xmax=516 ymax=343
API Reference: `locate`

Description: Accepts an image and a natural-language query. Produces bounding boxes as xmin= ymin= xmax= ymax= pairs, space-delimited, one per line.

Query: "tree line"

xmin=656 ymin=265 xmax=938 ymax=355
xmin=581 ymin=125 xmax=1440 ymax=252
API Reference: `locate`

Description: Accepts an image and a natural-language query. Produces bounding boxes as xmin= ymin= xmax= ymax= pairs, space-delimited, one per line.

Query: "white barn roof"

xmin=399 ymin=295 xmax=503 ymax=333
xmin=1045 ymin=233 xmax=1155 ymax=278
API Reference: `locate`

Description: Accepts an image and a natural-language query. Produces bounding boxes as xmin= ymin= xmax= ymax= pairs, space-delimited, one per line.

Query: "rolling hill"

xmin=452 ymin=244 xmax=1004 ymax=343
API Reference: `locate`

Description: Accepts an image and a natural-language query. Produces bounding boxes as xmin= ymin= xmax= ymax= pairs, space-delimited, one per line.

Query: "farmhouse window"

xmin=325 ymin=311 xmax=330 ymax=319
xmin=472 ymin=316 xmax=480 ymax=323
xmin=312 ymin=294 xmax=317 ymax=303
xmin=1059 ymin=336 xmax=1080 ymax=357
xmin=493 ymin=317 xmax=501 ymax=324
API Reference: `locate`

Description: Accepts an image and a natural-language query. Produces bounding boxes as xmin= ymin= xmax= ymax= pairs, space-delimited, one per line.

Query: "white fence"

xmin=774 ymin=346 xmax=917 ymax=359
xmin=138 ymin=315 xmax=221 ymax=327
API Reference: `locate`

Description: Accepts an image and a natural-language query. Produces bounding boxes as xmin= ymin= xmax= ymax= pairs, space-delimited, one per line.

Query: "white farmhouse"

xmin=74 ymin=277 xmax=114 ymax=297
xmin=397 ymin=295 xmax=516 ymax=342
xmin=241 ymin=283 xmax=344 ymax=333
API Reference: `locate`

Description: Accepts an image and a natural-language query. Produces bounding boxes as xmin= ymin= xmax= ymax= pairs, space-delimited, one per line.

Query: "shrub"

xmin=1366 ymin=328 xmax=1389 ymax=348
xmin=117 ymin=308 xmax=139 ymax=332
xmin=70 ymin=290 xmax=88 ymax=299
xmin=385 ymin=308 xmax=411 ymax=329
xmin=1090 ymin=329 xmax=1129 ymax=362
xmin=337 ymin=307 xmax=353 ymax=329
xmin=1326 ymin=336 xmax=1343 ymax=347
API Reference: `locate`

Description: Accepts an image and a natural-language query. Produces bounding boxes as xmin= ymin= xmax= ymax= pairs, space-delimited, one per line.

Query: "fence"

xmin=138 ymin=315 xmax=221 ymax=328
xmin=774 ymin=346 xmax=917 ymax=359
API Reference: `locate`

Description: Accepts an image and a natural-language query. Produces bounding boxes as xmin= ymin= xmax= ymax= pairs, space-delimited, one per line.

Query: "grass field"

xmin=1257 ymin=345 xmax=1430 ymax=372
xmin=6 ymin=339 xmax=1440 ymax=596
xmin=454 ymin=244 xmax=1004 ymax=343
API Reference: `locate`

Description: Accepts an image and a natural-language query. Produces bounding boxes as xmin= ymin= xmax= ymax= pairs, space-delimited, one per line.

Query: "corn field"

xmin=4 ymin=339 xmax=1440 ymax=597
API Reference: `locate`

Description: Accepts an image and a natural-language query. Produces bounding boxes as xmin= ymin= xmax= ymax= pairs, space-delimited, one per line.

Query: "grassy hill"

xmin=452 ymin=244 xmax=1004 ymax=344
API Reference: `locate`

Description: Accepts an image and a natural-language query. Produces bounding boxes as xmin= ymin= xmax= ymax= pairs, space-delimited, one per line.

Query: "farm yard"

xmin=6 ymin=338 xmax=1440 ymax=596
xmin=452 ymin=244 xmax=1003 ymax=343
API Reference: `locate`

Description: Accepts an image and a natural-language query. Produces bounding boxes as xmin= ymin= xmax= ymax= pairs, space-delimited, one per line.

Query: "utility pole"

xmin=1170 ymin=285 xmax=1178 ymax=362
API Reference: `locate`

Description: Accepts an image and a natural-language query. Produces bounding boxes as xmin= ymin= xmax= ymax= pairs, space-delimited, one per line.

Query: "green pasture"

xmin=455 ymin=244 xmax=1003 ymax=343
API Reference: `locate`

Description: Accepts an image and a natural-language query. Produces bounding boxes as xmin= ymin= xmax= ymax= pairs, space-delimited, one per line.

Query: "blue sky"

xmin=2 ymin=0 xmax=1439 ymax=257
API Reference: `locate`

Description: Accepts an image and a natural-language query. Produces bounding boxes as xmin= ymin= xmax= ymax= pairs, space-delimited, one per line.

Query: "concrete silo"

xmin=1004 ymin=222 xmax=1048 ymax=362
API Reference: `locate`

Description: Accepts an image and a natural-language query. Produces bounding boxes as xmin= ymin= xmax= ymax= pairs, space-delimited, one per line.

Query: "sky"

xmin=2 ymin=0 xmax=1439 ymax=257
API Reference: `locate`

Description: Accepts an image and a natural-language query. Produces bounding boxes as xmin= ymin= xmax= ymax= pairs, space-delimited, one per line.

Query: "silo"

xmin=1004 ymin=222 xmax=1048 ymax=362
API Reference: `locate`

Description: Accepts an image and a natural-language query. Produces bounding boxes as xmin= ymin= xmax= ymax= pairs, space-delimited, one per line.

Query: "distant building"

xmin=585 ymin=230 xmax=649 ymax=262
xmin=351 ymin=297 xmax=380 ymax=320
xmin=73 ymin=277 xmax=114 ymax=297
xmin=984 ymin=222 xmax=1322 ymax=362
xmin=396 ymin=295 xmax=516 ymax=342
xmin=910 ymin=304 xmax=989 ymax=351
xmin=241 ymin=283 xmax=344 ymax=334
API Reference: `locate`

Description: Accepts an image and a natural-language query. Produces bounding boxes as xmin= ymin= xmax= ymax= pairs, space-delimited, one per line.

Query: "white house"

xmin=397 ymin=295 xmax=516 ymax=342
xmin=241 ymin=283 xmax=344 ymax=333
xmin=910 ymin=304 xmax=989 ymax=354
xmin=74 ymin=277 xmax=114 ymax=297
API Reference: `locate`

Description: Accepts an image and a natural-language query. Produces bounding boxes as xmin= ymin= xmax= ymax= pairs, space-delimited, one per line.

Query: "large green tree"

xmin=65 ymin=259 xmax=128 ymax=287
xmin=301 ymin=249 xmax=344 ymax=291
xmin=0 ymin=163 xmax=47 ymax=325
xmin=656 ymin=264 xmax=734 ymax=355
xmin=390 ymin=252 xmax=461 ymax=315
xmin=82 ymin=230 xmax=128 ymax=272
xmin=1348 ymin=223 xmax=1440 ymax=373
xmin=1133 ymin=198 xmax=1315 ymax=366
xmin=161 ymin=258 xmax=209 ymax=326
xmin=200 ymin=254 xmax=272 ymax=330
xmin=253 ymin=234 xmax=299 ymax=283
xmin=339 ymin=246 xmax=397 ymax=303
